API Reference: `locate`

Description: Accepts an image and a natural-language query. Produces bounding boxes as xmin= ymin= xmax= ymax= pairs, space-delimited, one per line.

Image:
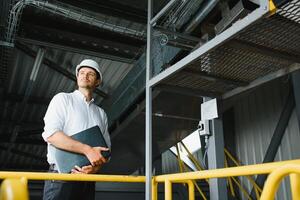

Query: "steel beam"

xmin=150 ymin=0 xmax=177 ymax=25
xmin=16 ymin=42 xmax=108 ymax=98
xmin=17 ymin=37 xmax=136 ymax=64
xmin=223 ymin=63 xmax=300 ymax=99
xmin=204 ymin=97 xmax=228 ymax=200
xmin=292 ymin=70 xmax=300 ymax=132
xmin=1 ymin=93 xmax=50 ymax=105
xmin=146 ymin=0 xmax=153 ymax=199
xmin=229 ymin=39 xmax=300 ymax=64
xmin=0 ymin=137 xmax=44 ymax=145
xmin=182 ymin=68 xmax=248 ymax=87
xmin=54 ymin=0 xmax=147 ymax=24
xmin=155 ymin=26 xmax=203 ymax=43
xmin=156 ymin=84 xmax=220 ymax=98
xmin=250 ymin=86 xmax=295 ymax=198
xmin=148 ymin=4 xmax=269 ymax=87
xmin=0 ymin=141 xmax=46 ymax=163
xmin=184 ymin=0 xmax=219 ymax=33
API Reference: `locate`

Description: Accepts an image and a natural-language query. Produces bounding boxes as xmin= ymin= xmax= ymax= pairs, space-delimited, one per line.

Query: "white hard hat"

xmin=76 ymin=59 xmax=102 ymax=81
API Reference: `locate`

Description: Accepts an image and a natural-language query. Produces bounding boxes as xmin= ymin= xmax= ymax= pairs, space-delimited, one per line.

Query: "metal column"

xmin=145 ymin=0 xmax=153 ymax=199
xmin=250 ymin=86 xmax=295 ymax=198
xmin=205 ymin=99 xmax=228 ymax=200
xmin=292 ymin=70 xmax=300 ymax=131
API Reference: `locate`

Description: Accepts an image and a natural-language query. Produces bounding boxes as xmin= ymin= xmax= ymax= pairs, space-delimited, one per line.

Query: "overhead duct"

xmin=1 ymin=0 xmax=146 ymax=87
xmin=5 ymin=0 xmax=146 ymax=46
xmin=184 ymin=0 xmax=219 ymax=33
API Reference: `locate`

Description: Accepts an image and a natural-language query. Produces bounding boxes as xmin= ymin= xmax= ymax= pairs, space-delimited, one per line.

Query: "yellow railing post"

xmin=152 ymin=178 xmax=158 ymax=200
xmin=260 ymin=164 xmax=300 ymax=200
xmin=0 ymin=177 xmax=29 ymax=200
xmin=165 ymin=180 xmax=172 ymax=200
xmin=187 ymin=180 xmax=195 ymax=200
xmin=290 ymin=173 xmax=300 ymax=200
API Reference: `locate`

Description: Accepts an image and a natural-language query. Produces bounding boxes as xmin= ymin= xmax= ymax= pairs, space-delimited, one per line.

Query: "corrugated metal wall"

xmin=234 ymin=77 xmax=300 ymax=200
xmin=162 ymin=77 xmax=300 ymax=199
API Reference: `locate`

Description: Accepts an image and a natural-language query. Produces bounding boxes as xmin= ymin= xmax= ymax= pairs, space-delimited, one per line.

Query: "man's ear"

xmin=95 ymin=79 xmax=101 ymax=87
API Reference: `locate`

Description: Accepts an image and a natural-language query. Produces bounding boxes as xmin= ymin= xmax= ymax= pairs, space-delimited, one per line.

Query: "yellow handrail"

xmin=0 ymin=177 xmax=29 ymax=200
xmin=224 ymin=148 xmax=262 ymax=199
xmin=290 ymin=173 xmax=300 ymax=200
xmin=0 ymin=172 xmax=145 ymax=200
xmin=155 ymin=159 xmax=300 ymax=200
xmin=225 ymin=156 xmax=236 ymax=197
xmin=260 ymin=164 xmax=300 ymax=200
xmin=175 ymin=143 xmax=207 ymax=199
xmin=1 ymin=160 xmax=300 ymax=200
xmin=0 ymin=172 xmax=145 ymax=182
xmin=175 ymin=144 xmax=185 ymax=174
xmin=180 ymin=142 xmax=205 ymax=171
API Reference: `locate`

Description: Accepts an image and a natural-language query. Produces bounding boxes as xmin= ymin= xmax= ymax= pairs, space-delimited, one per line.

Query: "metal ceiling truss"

xmin=19 ymin=23 xmax=141 ymax=63
xmin=5 ymin=0 xmax=146 ymax=45
xmin=52 ymin=0 xmax=147 ymax=24
xmin=2 ymin=92 xmax=50 ymax=105
xmin=16 ymin=42 xmax=108 ymax=98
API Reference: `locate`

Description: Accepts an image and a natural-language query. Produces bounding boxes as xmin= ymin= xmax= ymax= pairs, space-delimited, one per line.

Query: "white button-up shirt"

xmin=42 ymin=90 xmax=111 ymax=164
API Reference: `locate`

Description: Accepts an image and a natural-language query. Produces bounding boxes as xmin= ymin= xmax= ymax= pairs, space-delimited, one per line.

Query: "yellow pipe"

xmin=175 ymin=144 xmax=184 ymax=173
xmin=187 ymin=180 xmax=195 ymax=200
xmin=0 ymin=178 xmax=29 ymax=200
xmin=180 ymin=142 xmax=209 ymax=183
xmin=224 ymin=149 xmax=262 ymax=194
xmin=0 ymin=172 xmax=145 ymax=182
xmin=151 ymin=178 xmax=158 ymax=200
xmin=227 ymin=177 xmax=235 ymax=197
xmin=192 ymin=180 xmax=207 ymax=200
xmin=231 ymin=176 xmax=252 ymax=200
xmin=260 ymin=164 xmax=300 ymax=200
xmin=165 ymin=180 xmax=172 ymax=200
xmin=155 ymin=159 xmax=300 ymax=182
xmin=225 ymin=158 xmax=235 ymax=197
xmin=180 ymin=142 xmax=204 ymax=171
xmin=290 ymin=173 xmax=300 ymax=200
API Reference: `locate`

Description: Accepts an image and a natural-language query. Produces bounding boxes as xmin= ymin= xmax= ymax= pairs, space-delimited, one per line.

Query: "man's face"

xmin=77 ymin=67 xmax=101 ymax=89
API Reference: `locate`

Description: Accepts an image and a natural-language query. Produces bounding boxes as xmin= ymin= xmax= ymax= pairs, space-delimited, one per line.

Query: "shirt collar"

xmin=74 ymin=90 xmax=95 ymax=104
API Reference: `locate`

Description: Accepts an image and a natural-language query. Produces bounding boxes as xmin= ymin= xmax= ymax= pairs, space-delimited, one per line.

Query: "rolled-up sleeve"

xmin=42 ymin=93 xmax=67 ymax=141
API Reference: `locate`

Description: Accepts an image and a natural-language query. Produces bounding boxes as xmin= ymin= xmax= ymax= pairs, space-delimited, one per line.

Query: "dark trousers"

xmin=43 ymin=167 xmax=95 ymax=200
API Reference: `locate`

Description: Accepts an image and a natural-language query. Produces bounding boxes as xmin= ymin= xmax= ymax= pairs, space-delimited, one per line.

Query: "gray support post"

xmin=204 ymin=98 xmax=228 ymax=200
xmin=145 ymin=0 xmax=153 ymax=200
xmin=292 ymin=70 xmax=300 ymax=131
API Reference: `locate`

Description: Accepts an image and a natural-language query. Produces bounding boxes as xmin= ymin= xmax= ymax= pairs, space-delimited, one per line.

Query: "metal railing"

xmin=224 ymin=148 xmax=262 ymax=199
xmin=154 ymin=159 xmax=300 ymax=200
xmin=0 ymin=172 xmax=145 ymax=200
xmin=175 ymin=142 xmax=262 ymax=199
xmin=1 ymin=160 xmax=300 ymax=200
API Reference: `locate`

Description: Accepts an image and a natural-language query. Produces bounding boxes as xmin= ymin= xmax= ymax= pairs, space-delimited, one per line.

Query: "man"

xmin=42 ymin=59 xmax=111 ymax=200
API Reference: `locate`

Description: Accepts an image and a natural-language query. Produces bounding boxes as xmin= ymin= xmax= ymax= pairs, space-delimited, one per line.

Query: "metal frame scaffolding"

xmin=145 ymin=0 xmax=275 ymax=199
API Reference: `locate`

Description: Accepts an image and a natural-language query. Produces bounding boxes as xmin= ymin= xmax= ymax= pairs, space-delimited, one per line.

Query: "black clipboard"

xmin=54 ymin=126 xmax=111 ymax=173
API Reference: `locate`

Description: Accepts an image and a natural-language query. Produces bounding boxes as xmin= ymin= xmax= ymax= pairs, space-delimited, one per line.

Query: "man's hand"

xmin=71 ymin=165 xmax=101 ymax=174
xmin=84 ymin=146 xmax=109 ymax=166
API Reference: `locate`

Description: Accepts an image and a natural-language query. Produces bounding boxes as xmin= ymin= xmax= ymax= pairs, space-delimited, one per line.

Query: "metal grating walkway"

xmin=162 ymin=1 xmax=300 ymax=97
